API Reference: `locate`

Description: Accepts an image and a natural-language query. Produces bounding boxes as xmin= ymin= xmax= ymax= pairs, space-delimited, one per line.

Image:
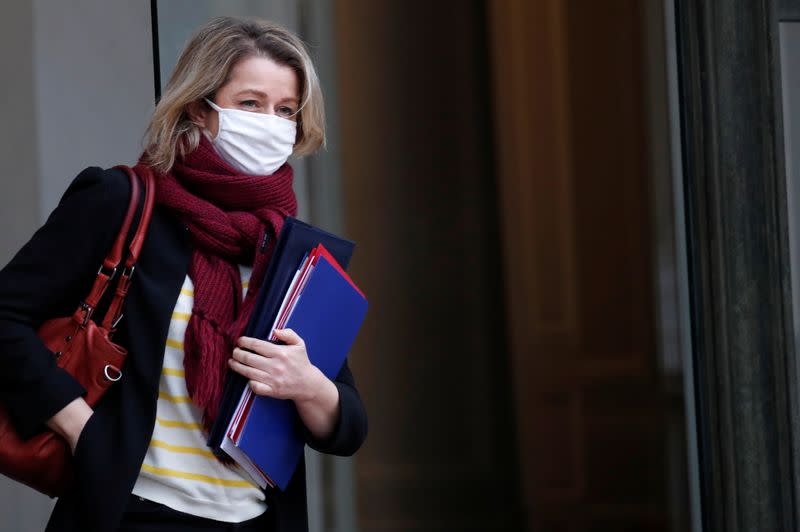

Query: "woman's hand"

xmin=230 ymin=329 xmax=341 ymax=440
xmin=46 ymin=397 xmax=93 ymax=455
xmin=230 ymin=329 xmax=321 ymax=402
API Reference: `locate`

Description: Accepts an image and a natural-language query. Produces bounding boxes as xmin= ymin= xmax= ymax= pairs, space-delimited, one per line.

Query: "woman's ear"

xmin=186 ymin=99 xmax=210 ymax=128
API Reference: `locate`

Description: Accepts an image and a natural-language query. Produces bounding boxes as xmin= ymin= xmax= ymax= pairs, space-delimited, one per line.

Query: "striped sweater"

xmin=131 ymin=265 xmax=267 ymax=522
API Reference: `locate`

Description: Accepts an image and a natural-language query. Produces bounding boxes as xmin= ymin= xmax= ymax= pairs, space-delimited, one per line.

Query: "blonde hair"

xmin=144 ymin=16 xmax=325 ymax=174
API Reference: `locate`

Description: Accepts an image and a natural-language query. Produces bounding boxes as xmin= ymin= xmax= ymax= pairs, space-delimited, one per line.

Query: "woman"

xmin=0 ymin=16 xmax=366 ymax=532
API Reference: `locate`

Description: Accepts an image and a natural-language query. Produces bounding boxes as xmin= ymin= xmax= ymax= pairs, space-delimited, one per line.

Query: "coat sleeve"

xmin=302 ymin=358 xmax=368 ymax=456
xmin=0 ymin=167 xmax=130 ymax=439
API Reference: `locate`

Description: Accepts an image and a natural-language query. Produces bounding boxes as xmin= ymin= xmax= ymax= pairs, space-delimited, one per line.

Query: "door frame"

xmin=674 ymin=0 xmax=798 ymax=530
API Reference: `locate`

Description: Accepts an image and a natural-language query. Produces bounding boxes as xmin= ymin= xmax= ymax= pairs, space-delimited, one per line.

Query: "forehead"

xmin=224 ymin=55 xmax=299 ymax=100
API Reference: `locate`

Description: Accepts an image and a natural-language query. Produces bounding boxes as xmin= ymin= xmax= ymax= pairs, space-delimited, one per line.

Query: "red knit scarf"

xmin=136 ymin=136 xmax=297 ymax=429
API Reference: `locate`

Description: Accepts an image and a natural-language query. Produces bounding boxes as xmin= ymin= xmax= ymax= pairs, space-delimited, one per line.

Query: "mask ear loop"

xmin=204 ymin=98 xmax=223 ymax=112
xmin=199 ymin=99 xmax=220 ymax=142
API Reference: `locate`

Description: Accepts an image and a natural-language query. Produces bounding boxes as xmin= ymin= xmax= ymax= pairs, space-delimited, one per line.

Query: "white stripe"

xmin=135 ymin=269 xmax=265 ymax=522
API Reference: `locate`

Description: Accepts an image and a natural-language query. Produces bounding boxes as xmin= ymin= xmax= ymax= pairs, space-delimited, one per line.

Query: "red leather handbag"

xmin=0 ymin=165 xmax=155 ymax=497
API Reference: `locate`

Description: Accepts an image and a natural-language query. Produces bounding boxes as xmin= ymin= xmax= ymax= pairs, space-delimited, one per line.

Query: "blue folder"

xmin=208 ymin=217 xmax=355 ymax=455
xmin=235 ymin=254 xmax=368 ymax=490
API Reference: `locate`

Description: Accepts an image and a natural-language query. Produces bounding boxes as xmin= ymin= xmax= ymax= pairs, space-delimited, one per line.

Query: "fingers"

xmin=249 ymin=380 xmax=274 ymax=396
xmin=237 ymin=336 xmax=281 ymax=357
xmin=232 ymin=332 xmax=309 ymax=402
xmin=272 ymin=328 xmax=304 ymax=347
xmin=228 ymin=358 xmax=270 ymax=384
xmin=228 ymin=357 xmax=269 ymax=380
xmin=231 ymin=347 xmax=277 ymax=371
xmin=228 ymin=358 xmax=277 ymax=398
xmin=236 ymin=330 xmax=305 ymax=356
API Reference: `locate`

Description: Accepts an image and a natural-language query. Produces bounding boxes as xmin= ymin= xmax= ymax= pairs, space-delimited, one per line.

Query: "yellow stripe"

xmin=158 ymin=391 xmax=192 ymax=403
xmin=166 ymin=339 xmax=184 ymax=350
xmin=140 ymin=463 xmax=255 ymax=488
xmin=155 ymin=417 xmax=202 ymax=430
xmin=149 ymin=439 xmax=216 ymax=459
xmin=180 ymin=288 xmax=194 ymax=297
xmin=171 ymin=312 xmax=191 ymax=321
xmin=242 ymin=281 xmax=250 ymax=288
xmin=162 ymin=367 xmax=185 ymax=377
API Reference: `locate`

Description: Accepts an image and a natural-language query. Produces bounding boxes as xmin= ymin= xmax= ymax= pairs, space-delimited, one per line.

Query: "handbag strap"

xmin=101 ymin=166 xmax=156 ymax=333
xmin=70 ymin=166 xmax=154 ymax=328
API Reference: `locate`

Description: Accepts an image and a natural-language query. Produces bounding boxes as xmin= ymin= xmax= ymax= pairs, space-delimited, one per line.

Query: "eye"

xmin=240 ymin=100 xmax=259 ymax=109
xmin=277 ymin=106 xmax=296 ymax=118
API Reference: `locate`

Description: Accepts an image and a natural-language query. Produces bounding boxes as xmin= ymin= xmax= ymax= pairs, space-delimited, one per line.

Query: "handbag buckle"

xmin=79 ymin=302 xmax=94 ymax=326
xmin=122 ymin=265 xmax=135 ymax=279
xmin=96 ymin=265 xmax=117 ymax=281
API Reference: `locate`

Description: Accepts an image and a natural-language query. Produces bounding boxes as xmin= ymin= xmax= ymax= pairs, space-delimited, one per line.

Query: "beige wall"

xmin=0 ymin=1 xmax=154 ymax=530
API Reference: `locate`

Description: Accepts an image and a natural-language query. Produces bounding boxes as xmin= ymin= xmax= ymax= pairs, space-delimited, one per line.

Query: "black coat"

xmin=0 ymin=167 xmax=367 ymax=531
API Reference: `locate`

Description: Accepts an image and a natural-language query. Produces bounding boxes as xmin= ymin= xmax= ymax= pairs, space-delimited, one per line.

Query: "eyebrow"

xmin=234 ymin=89 xmax=298 ymax=105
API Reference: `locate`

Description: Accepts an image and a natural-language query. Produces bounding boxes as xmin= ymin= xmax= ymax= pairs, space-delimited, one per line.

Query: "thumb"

xmin=273 ymin=327 xmax=304 ymax=346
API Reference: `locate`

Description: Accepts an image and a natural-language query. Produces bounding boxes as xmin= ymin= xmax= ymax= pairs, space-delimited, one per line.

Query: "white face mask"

xmin=204 ymin=98 xmax=297 ymax=176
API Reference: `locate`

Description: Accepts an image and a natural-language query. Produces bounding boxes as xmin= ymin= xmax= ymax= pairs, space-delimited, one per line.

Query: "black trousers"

xmin=117 ymin=495 xmax=271 ymax=531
